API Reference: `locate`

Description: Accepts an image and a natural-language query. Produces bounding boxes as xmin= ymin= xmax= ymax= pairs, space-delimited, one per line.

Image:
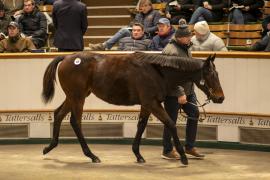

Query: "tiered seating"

xmin=264 ymin=1 xmax=270 ymax=17
xmin=82 ymin=0 xmax=137 ymax=47
xmin=152 ymin=2 xmax=166 ymax=15
xmin=38 ymin=5 xmax=53 ymax=50
xmin=227 ymin=24 xmax=262 ymax=47
xmin=44 ymin=1 xmax=266 ymax=51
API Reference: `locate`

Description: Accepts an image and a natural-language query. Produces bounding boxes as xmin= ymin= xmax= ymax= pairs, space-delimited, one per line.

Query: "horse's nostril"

xmin=219 ymin=96 xmax=225 ymax=102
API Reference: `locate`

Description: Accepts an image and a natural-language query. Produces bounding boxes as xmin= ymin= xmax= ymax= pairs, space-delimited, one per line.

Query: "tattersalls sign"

xmin=0 ymin=111 xmax=270 ymax=128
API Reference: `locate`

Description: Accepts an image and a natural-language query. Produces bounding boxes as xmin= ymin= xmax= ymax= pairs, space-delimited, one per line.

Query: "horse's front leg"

xmin=70 ymin=100 xmax=101 ymax=163
xmin=150 ymin=101 xmax=188 ymax=166
xmin=132 ymin=106 xmax=150 ymax=163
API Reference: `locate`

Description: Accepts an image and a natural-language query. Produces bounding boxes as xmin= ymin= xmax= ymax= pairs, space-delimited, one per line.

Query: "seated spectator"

xmin=150 ymin=18 xmax=175 ymax=50
xmin=18 ymin=0 xmax=47 ymax=49
xmin=229 ymin=0 xmax=264 ymax=24
xmin=0 ymin=21 xmax=36 ymax=52
xmin=1 ymin=0 xmax=24 ymax=18
xmin=262 ymin=15 xmax=270 ymax=37
xmin=191 ymin=21 xmax=227 ymax=51
xmin=165 ymin=0 xmax=197 ymax=25
xmin=0 ymin=3 xmax=12 ymax=40
xmin=189 ymin=0 xmax=227 ymax=24
xmin=89 ymin=0 xmax=160 ymax=50
xmin=250 ymin=33 xmax=270 ymax=51
xmin=118 ymin=23 xmax=151 ymax=51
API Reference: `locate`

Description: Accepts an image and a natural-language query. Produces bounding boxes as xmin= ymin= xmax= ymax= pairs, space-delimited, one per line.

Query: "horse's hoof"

xmin=180 ymin=156 xmax=188 ymax=166
xmin=43 ymin=147 xmax=49 ymax=155
xmin=92 ymin=157 xmax=101 ymax=163
xmin=137 ymin=158 xmax=146 ymax=163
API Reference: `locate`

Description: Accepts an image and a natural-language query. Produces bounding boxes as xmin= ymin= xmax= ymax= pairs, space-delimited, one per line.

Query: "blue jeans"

xmin=162 ymin=93 xmax=199 ymax=154
xmin=105 ymin=27 xmax=131 ymax=49
xmin=189 ymin=7 xmax=213 ymax=24
xmin=229 ymin=9 xmax=257 ymax=24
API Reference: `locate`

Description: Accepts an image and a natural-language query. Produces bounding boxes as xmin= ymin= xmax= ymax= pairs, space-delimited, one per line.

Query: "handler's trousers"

xmin=162 ymin=93 xmax=199 ymax=154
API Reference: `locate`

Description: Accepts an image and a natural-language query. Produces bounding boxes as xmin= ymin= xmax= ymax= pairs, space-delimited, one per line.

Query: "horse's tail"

xmin=42 ymin=56 xmax=65 ymax=104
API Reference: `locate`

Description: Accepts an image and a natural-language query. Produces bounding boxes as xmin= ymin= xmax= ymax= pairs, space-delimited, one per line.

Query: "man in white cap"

xmin=191 ymin=21 xmax=227 ymax=51
xmin=150 ymin=18 xmax=175 ymax=51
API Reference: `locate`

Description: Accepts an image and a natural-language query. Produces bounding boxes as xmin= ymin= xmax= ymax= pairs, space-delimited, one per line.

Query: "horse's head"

xmin=195 ymin=54 xmax=225 ymax=104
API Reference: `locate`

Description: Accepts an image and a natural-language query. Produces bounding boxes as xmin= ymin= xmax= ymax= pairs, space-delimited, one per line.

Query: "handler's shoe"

xmin=161 ymin=149 xmax=180 ymax=160
xmin=185 ymin=147 xmax=205 ymax=158
xmin=89 ymin=43 xmax=105 ymax=51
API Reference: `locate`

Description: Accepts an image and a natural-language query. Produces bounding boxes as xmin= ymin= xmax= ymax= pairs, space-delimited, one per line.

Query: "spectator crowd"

xmin=0 ymin=0 xmax=269 ymax=52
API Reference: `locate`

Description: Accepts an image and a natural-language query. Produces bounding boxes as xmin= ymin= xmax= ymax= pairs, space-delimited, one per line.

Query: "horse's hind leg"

xmin=132 ymin=106 xmax=150 ymax=163
xmin=70 ymin=99 xmax=101 ymax=163
xmin=43 ymin=99 xmax=70 ymax=155
xmin=150 ymin=101 xmax=188 ymax=165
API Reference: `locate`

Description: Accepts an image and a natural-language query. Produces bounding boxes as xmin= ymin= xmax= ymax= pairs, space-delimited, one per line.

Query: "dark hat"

xmin=175 ymin=24 xmax=192 ymax=38
xmin=8 ymin=21 xmax=19 ymax=28
xmin=157 ymin=18 xmax=170 ymax=26
xmin=175 ymin=19 xmax=191 ymax=38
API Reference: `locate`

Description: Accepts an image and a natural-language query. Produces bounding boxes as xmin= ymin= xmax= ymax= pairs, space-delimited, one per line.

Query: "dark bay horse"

xmin=42 ymin=52 xmax=224 ymax=166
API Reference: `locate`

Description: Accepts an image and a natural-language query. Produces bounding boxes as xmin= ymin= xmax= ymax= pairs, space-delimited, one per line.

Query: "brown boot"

xmin=161 ymin=149 xmax=180 ymax=160
xmin=185 ymin=148 xmax=205 ymax=158
xmin=89 ymin=43 xmax=105 ymax=51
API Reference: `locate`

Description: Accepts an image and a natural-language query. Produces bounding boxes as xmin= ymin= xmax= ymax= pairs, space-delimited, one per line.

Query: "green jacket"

xmin=162 ymin=37 xmax=194 ymax=97
xmin=0 ymin=36 xmax=36 ymax=52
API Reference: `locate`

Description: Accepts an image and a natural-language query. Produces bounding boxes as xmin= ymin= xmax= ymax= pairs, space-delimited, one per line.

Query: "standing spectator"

xmin=118 ymin=23 xmax=151 ymax=51
xmin=89 ymin=0 xmax=161 ymax=51
xmin=229 ymin=0 xmax=264 ymax=24
xmin=1 ymin=0 xmax=24 ymax=18
xmin=189 ymin=0 xmax=227 ymax=24
xmin=18 ymin=0 xmax=47 ymax=49
xmin=0 ymin=21 xmax=36 ymax=52
xmin=191 ymin=21 xmax=227 ymax=51
xmin=165 ymin=0 xmax=197 ymax=25
xmin=150 ymin=18 xmax=175 ymax=50
xmin=161 ymin=21 xmax=204 ymax=160
xmin=0 ymin=3 xmax=12 ymax=40
xmin=52 ymin=0 xmax=87 ymax=51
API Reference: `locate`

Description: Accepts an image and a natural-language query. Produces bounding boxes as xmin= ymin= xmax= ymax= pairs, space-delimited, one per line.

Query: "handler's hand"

xmin=178 ymin=95 xmax=187 ymax=104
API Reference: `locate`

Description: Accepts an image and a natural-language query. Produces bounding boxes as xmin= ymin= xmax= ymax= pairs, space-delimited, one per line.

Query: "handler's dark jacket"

xmin=134 ymin=9 xmax=161 ymax=38
xmin=230 ymin=0 xmax=264 ymax=19
xmin=162 ymin=37 xmax=194 ymax=97
xmin=118 ymin=35 xmax=151 ymax=51
xmin=18 ymin=7 xmax=47 ymax=49
xmin=52 ymin=0 xmax=88 ymax=51
xmin=197 ymin=0 xmax=228 ymax=21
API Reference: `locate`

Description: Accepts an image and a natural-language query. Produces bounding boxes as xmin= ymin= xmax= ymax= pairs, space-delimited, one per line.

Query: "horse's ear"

xmin=211 ymin=53 xmax=216 ymax=62
xmin=205 ymin=55 xmax=211 ymax=65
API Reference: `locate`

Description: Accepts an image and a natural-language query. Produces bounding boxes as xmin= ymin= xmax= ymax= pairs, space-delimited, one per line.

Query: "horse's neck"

xmin=161 ymin=67 xmax=201 ymax=85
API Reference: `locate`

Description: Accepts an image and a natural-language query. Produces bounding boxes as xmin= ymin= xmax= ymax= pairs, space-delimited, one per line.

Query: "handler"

xmin=161 ymin=19 xmax=205 ymax=160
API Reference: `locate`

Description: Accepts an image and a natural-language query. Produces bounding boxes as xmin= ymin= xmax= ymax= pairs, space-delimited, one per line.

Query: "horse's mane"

xmin=133 ymin=52 xmax=203 ymax=72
